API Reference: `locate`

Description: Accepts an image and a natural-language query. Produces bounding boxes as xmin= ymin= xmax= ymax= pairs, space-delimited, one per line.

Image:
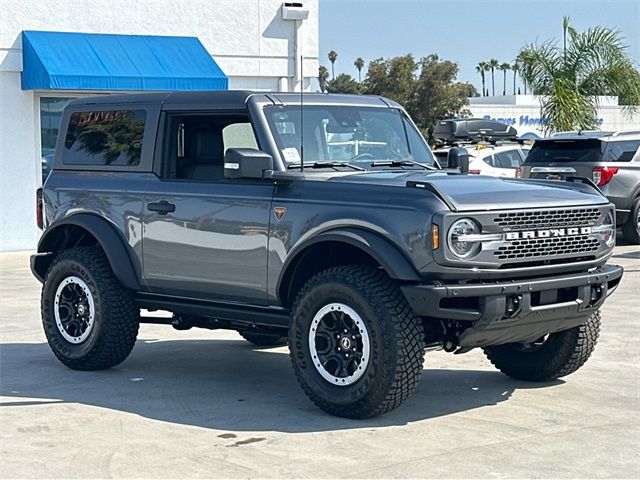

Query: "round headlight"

xmin=447 ymin=218 xmax=482 ymax=259
xmin=601 ymin=211 xmax=616 ymax=248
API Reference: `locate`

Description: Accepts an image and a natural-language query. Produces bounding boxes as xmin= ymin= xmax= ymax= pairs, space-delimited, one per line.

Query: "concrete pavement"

xmin=1 ymin=240 xmax=638 ymax=478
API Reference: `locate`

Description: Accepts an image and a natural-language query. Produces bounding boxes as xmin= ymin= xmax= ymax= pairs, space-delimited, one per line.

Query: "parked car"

xmin=520 ymin=130 xmax=640 ymax=243
xmin=432 ymin=119 xmax=528 ymax=177
xmin=434 ymin=142 xmax=527 ymax=177
xmin=31 ymin=92 xmax=622 ymax=418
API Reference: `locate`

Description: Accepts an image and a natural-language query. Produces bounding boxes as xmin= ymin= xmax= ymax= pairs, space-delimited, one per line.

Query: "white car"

xmin=433 ymin=143 xmax=529 ymax=178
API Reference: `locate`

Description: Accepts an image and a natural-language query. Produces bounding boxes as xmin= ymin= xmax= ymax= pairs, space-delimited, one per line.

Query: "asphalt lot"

xmin=1 ymin=239 xmax=638 ymax=479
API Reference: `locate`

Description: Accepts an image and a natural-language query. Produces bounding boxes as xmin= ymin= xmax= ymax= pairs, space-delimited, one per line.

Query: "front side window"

xmin=163 ymin=113 xmax=258 ymax=182
xmin=63 ymin=110 xmax=146 ymax=166
xmin=265 ymin=106 xmax=436 ymax=168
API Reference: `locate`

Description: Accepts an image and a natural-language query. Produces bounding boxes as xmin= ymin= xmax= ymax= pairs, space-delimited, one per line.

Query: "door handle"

xmin=147 ymin=201 xmax=175 ymax=215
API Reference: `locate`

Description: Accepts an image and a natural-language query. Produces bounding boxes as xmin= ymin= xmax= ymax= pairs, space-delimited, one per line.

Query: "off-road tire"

xmin=483 ymin=311 xmax=601 ymax=381
xmin=41 ymin=246 xmax=139 ymax=370
xmin=240 ymin=332 xmax=288 ymax=347
xmin=289 ymin=266 xmax=425 ymax=419
xmin=622 ymin=197 xmax=640 ymax=245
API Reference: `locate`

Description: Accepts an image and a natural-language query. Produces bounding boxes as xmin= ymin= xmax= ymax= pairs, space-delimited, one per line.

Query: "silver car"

xmin=521 ymin=131 xmax=640 ymax=244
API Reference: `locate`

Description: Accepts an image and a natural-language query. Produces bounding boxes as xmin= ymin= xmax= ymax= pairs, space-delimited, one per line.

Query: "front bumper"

xmin=401 ymin=264 xmax=623 ymax=347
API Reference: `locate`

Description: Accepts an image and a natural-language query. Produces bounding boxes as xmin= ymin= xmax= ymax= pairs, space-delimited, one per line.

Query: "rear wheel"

xmin=239 ymin=331 xmax=288 ymax=347
xmin=483 ymin=311 xmax=601 ymax=381
xmin=41 ymin=246 xmax=139 ymax=370
xmin=288 ymin=266 xmax=425 ymax=419
xmin=622 ymin=197 xmax=640 ymax=244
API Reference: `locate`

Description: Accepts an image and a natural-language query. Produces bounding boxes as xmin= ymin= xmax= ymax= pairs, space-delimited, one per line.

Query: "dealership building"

xmin=0 ymin=0 xmax=318 ymax=251
xmin=467 ymin=95 xmax=640 ymax=139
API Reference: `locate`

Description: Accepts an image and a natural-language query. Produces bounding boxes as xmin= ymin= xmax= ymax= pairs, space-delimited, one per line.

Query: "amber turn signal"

xmin=431 ymin=224 xmax=440 ymax=250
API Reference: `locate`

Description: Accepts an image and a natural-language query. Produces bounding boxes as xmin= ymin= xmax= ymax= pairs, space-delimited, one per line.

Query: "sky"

xmin=318 ymin=0 xmax=640 ymax=94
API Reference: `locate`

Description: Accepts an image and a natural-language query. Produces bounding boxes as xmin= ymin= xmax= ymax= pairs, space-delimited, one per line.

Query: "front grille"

xmin=494 ymin=208 xmax=600 ymax=231
xmin=494 ymin=234 xmax=600 ymax=260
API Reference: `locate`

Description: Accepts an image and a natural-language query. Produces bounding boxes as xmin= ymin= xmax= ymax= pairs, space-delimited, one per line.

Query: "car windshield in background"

xmin=264 ymin=105 xmax=436 ymax=168
xmin=525 ymin=139 xmax=603 ymax=163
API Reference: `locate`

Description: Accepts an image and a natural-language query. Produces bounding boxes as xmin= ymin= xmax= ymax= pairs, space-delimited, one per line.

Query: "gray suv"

xmin=520 ymin=131 xmax=640 ymax=243
xmin=31 ymin=91 xmax=623 ymax=418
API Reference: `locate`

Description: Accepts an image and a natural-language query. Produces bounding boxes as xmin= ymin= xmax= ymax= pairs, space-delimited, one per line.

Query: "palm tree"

xmin=512 ymin=61 xmax=518 ymax=95
xmin=476 ymin=62 xmax=488 ymax=97
xmin=354 ymin=57 xmax=365 ymax=82
xmin=499 ymin=63 xmax=511 ymax=96
xmin=488 ymin=59 xmax=499 ymax=96
xmin=328 ymin=50 xmax=338 ymax=79
xmin=318 ymin=65 xmax=329 ymax=93
xmin=518 ymin=17 xmax=640 ymax=135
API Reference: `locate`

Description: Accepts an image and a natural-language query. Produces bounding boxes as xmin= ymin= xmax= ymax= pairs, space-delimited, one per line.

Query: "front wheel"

xmin=288 ymin=266 xmax=425 ymax=419
xmin=483 ymin=311 xmax=601 ymax=382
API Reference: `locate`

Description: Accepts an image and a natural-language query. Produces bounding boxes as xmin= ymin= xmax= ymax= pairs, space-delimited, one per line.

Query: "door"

xmin=142 ymin=112 xmax=273 ymax=305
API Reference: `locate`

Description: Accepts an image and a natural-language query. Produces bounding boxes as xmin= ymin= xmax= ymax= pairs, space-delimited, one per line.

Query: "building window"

xmin=40 ymin=97 xmax=76 ymax=183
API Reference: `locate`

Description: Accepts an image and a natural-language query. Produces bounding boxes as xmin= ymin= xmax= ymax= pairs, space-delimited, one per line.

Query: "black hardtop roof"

xmin=65 ymin=91 xmax=399 ymax=110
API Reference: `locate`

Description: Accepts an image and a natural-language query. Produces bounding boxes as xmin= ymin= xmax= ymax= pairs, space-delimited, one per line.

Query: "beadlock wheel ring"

xmin=53 ymin=276 xmax=95 ymax=344
xmin=308 ymin=303 xmax=370 ymax=386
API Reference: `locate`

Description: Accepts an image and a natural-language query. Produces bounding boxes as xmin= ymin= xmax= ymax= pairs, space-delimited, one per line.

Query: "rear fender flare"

xmin=34 ymin=213 xmax=141 ymax=290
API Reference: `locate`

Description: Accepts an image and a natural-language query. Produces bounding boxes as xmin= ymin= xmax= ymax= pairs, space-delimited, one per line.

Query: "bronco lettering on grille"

xmin=505 ymin=226 xmax=592 ymax=240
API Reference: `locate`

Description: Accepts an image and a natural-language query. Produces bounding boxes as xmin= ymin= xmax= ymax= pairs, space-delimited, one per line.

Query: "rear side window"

xmin=494 ymin=150 xmax=524 ymax=168
xmin=603 ymin=140 xmax=640 ymax=162
xmin=63 ymin=110 xmax=146 ymax=166
xmin=525 ymin=139 xmax=602 ymax=163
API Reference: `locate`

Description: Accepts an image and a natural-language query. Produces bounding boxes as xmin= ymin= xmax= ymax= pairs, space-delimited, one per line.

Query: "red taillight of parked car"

xmin=469 ymin=169 xmax=481 ymax=175
xmin=515 ymin=167 xmax=521 ymax=178
xmin=592 ymin=166 xmax=619 ymax=186
xmin=36 ymin=187 xmax=44 ymax=229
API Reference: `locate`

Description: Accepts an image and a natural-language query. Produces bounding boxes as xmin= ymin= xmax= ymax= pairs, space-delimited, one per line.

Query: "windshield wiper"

xmin=287 ymin=161 xmax=365 ymax=171
xmin=370 ymin=160 xmax=437 ymax=170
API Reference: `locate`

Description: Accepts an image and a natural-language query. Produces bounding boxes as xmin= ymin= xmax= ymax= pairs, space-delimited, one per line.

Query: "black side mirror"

xmin=224 ymin=148 xmax=274 ymax=180
xmin=447 ymin=147 xmax=469 ymax=174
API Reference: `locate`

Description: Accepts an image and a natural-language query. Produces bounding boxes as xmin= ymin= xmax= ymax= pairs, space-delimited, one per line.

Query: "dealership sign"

xmin=481 ymin=114 xmax=604 ymax=127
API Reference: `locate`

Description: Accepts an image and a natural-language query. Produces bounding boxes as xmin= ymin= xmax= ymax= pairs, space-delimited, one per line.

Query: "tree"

xmin=518 ymin=17 xmax=640 ymax=135
xmin=476 ymin=62 xmax=488 ymax=97
xmin=363 ymin=54 xmax=417 ymax=107
xmin=409 ymin=55 xmax=476 ymax=138
xmin=318 ymin=65 xmax=329 ymax=93
xmin=354 ymin=57 xmax=365 ymax=82
xmin=362 ymin=53 xmax=475 ymax=137
xmin=328 ymin=50 xmax=338 ymax=78
xmin=499 ymin=63 xmax=511 ymax=96
xmin=488 ymin=59 xmax=499 ymax=96
xmin=325 ymin=73 xmax=360 ymax=94
xmin=512 ymin=61 xmax=518 ymax=95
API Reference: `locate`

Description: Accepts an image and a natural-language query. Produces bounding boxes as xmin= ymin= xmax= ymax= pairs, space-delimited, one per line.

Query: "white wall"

xmin=0 ymin=0 xmax=319 ymax=251
xmin=468 ymin=95 xmax=640 ymax=138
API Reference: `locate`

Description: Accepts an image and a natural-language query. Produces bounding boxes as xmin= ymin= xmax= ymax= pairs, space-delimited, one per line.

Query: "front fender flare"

xmin=277 ymin=227 xmax=422 ymax=302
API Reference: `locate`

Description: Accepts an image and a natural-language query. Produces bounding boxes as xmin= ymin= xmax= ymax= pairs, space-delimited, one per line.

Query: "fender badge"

xmin=273 ymin=207 xmax=287 ymax=221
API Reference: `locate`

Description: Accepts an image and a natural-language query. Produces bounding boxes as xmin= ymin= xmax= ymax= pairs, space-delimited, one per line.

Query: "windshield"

xmin=525 ymin=139 xmax=603 ymax=163
xmin=264 ymin=105 xmax=436 ymax=168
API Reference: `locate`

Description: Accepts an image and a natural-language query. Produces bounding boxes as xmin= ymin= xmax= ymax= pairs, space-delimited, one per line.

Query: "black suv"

xmin=520 ymin=131 xmax=640 ymax=243
xmin=31 ymin=91 xmax=622 ymax=418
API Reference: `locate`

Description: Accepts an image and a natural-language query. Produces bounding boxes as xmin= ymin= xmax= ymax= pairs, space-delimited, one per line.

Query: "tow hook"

xmin=505 ymin=294 xmax=523 ymax=318
xmin=589 ymin=284 xmax=605 ymax=307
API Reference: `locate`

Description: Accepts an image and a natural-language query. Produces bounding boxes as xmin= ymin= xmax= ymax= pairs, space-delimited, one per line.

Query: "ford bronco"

xmin=32 ymin=91 xmax=623 ymax=418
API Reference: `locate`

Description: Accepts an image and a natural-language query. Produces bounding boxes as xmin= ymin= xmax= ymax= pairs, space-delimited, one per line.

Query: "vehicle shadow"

xmin=0 ymin=339 xmax=561 ymax=433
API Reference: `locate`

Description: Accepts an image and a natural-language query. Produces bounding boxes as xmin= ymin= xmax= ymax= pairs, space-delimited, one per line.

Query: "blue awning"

xmin=21 ymin=30 xmax=228 ymax=91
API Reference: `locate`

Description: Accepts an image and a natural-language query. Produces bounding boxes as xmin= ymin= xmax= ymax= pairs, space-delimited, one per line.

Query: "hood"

xmin=328 ymin=171 xmax=608 ymax=212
